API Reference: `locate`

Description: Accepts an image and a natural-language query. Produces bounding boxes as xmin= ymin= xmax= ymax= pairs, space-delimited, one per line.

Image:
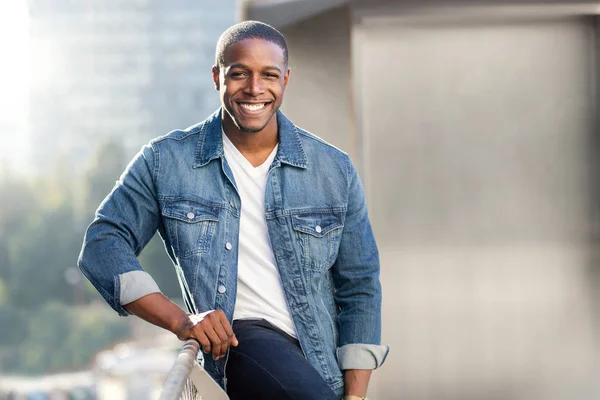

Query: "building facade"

xmin=27 ymin=0 xmax=236 ymax=173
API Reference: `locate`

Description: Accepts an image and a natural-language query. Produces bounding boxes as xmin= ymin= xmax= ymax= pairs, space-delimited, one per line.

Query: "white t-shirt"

xmin=222 ymin=131 xmax=297 ymax=338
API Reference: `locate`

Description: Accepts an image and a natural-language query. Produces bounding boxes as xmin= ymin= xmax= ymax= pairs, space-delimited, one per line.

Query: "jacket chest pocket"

xmin=291 ymin=212 xmax=344 ymax=272
xmin=162 ymin=200 xmax=220 ymax=258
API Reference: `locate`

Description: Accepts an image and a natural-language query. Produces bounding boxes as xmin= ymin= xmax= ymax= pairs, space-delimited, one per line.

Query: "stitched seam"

xmin=345 ymin=154 xmax=352 ymax=193
xmin=291 ymin=127 xmax=308 ymax=166
xmin=151 ymin=143 xmax=160 ymax=188
xmin=194 ymin=121 xmax=207 ymax=164
xmin=173 ymin=220 xmax=180 ymax=258
xmin=78 ymin=262 xmax=112 ymax=301
xmin=265 ymin=206 xmax=348 ymax=219
xmin=151 ymin=128 xmax=201 ymax=144
xmin=158 ymin=195 xmax=227 ymax=209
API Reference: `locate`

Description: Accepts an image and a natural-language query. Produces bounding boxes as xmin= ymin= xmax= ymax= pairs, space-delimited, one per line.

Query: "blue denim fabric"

xmin=78 ymin=108 xmax=388 ymax=397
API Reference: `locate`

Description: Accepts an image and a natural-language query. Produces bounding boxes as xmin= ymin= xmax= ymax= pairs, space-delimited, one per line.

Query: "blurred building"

xmin=243 ymin=1 xmax=600 ymax=399
xmin=93 ymin=337 xmax=180 ymax=400
xmin=0 ymin=371 xmax=96 ymax=399
xmin=27 ymin=0 xmax=236 ymax=173
xmin=0 ymin=334 xmax=181 ymax=400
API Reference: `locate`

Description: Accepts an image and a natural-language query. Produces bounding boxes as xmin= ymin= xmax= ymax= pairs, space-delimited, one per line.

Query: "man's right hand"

xmin=175 ymin=309 xmax=239 ymax=360
xmin=123 ymin=293 xmax=238 ymax=361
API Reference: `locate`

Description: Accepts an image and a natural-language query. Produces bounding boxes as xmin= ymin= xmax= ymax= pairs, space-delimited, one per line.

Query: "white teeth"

xmin=240 ymin=103 xmax=266 ymax=111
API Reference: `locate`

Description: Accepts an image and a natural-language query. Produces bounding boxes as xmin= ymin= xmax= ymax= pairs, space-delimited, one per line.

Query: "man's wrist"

xmin=343 ymin=396 xmax=367 ymax=400
xmin=343 ymin=369 xmax=371 ymax=399
xmin=172 ymin=312 xmax=195 ymax=340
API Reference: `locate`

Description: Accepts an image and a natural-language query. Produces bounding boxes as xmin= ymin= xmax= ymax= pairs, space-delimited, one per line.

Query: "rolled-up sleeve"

xmin=332 ymin=155 xmax=389 ymax=370
xmin=119 ymin=270 xmax=161 ymax=305
xmin=337 ymin=343 xmax=389 ymax=370
xmin=77 ymin=144 xmax=162 ymax=316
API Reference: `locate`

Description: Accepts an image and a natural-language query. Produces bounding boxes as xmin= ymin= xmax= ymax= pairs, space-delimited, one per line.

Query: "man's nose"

xmin=244 ymin=75 xmax=264 ymax=96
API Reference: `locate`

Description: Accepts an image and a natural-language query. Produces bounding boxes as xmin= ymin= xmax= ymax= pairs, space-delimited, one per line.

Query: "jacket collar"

xmin=193 ymin=108 xmax=307 ymax=169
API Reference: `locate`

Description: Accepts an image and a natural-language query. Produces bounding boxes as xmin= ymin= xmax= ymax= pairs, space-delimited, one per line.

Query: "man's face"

xmin=213 ymin=38 xmax=290 ymax=133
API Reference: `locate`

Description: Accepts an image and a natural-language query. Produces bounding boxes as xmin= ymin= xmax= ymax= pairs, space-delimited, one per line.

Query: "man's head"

xmin=213 ymin=21 xmax=290 ymax=134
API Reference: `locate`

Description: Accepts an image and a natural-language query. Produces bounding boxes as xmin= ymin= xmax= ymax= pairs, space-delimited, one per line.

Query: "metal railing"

xmin=159 ymin=339 xmax=229 ymax=400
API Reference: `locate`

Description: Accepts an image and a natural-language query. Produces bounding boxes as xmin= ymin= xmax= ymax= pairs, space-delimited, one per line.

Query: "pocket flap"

xmin=162 ymin=200 xmax=219 ymax=223
xmin=291 ymin=212 xmax=343 ymax=237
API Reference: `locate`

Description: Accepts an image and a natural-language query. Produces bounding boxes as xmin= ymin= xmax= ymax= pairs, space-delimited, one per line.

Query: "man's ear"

xmin=212 ymin=65 xmax=220 ymax=91
xmin=283 ymin=67 xmax=290 ymax=89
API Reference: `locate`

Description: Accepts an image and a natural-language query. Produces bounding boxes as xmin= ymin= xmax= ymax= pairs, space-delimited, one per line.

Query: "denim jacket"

xmin=78 ymin=109 xmax=388 ymax=396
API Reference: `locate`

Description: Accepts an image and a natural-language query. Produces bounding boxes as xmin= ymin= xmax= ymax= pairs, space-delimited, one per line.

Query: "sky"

xmin=0 ymin=0 xmax=30 ymax=173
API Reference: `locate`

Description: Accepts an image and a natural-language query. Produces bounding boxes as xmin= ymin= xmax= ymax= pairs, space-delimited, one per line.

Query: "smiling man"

xmin=78 ymin=21 xmax=388 ymax=400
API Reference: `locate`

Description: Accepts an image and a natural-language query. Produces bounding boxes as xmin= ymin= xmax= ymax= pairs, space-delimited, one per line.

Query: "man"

xmin=78 ymin=21 xmax=388 ymax=400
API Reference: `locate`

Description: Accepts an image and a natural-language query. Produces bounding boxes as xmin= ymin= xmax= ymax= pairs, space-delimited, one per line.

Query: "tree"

xmin=0 ymin=304 xmax=27 ymax=347
xmin=82 ymin=139 xmax=128 ymax=219
xmin=0 ymin=179 xmax=38 ymax=280
xmin=5 ymin=203 xmax=87 ymax=309
xmin=6 ymin=302 xmax=131 ymax=374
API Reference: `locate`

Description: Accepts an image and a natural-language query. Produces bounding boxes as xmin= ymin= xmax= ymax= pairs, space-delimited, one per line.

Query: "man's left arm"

xmin=331 ymin=156 xmax=389 ymax=398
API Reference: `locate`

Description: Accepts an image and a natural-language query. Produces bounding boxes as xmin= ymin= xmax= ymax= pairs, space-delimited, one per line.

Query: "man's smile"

xmin=236 ymin=101 xmax=273 ymax=113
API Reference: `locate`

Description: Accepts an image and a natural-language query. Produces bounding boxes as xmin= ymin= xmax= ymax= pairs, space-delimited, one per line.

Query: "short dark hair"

xmin=215 ymin=20 xmax=288 ymax=68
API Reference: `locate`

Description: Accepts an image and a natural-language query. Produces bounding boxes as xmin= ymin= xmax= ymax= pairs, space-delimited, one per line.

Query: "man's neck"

xmin=222 ymin=115 xmax=278 ymax=168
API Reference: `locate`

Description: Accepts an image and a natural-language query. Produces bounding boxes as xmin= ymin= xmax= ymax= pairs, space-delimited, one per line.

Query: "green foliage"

xmin=0 ymin=305 xmax=28 ymax=347
xmin=67 ymin=306 xmax=131 ymax=367
xmin=9 ymin=302 xmax=131 ymax=374
xmin=83 ymin=139 xmax=128 ymax=218
xmin=0 ymin=179 xmax=38 ymax=237
xmin=0 ymin=140 xmax=179 ymax=375
xmin=0 ymin=278 xmax=7 ymax=305
xmin=5 ymin=204 xmax=87 ymax=309
xmin=20 ymin=302 xmax=73 ymax=373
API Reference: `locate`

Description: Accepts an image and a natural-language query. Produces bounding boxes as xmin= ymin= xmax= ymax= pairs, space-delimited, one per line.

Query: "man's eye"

xmin=265 ymin=73 xmax=279 ymax=78
xmin=229 ymin=72 xmax=246 ymax=78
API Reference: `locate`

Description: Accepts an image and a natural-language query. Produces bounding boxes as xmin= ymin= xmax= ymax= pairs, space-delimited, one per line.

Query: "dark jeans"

xmin=226 ymin=319 xmax=339 ymax=400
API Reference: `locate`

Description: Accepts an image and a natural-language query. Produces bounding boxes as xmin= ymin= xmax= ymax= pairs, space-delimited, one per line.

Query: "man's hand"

xmin=124 ymin=293 xmax=238 ymax=360
xmin=175 ymin=309 xmax=239 ymax=360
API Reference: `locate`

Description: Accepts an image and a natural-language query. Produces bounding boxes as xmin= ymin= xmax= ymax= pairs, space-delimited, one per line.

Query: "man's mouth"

xmin=237 ymin=101 xmax=272 ymax=112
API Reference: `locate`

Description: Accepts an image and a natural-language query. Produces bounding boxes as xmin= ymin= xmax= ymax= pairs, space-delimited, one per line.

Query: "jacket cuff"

xmin=119 ymin=270 xmax=161 ymax=306
xmin=337 ymin=344 xmax=389 ymax=370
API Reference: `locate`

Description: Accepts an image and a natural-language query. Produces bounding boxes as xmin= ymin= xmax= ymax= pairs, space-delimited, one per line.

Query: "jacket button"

xmin=229 ymin=200 xmax=235 ymax=208
xmin=218 ymin=285 xmax=227 ymax=294
xmin=315 ymin=225 xmax=322 ymax=233
xmin=187 ymin=212 xmax=195 ymax=219
xmin=225 ymin=242 xmax=233 ymax=250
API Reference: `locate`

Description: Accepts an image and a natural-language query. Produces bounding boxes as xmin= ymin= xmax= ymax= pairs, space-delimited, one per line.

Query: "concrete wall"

xmin=353 ymin=11 xmax=600 ymax=400
xmin=278 ymin=6 xmax=357 ymax=162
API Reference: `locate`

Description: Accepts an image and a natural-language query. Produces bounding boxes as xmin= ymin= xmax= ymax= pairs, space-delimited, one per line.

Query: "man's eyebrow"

xmin=263 ymin=66 xmax=283 ymax=73
xmin=227 ymin=63 xmax=282 ymax=73
xmin=226 ymin=63 xmax=248 ymax=70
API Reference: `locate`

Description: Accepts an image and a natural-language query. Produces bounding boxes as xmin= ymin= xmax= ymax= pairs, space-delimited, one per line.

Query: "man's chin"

xmin=239 ymin=127 xmax=264 ymax=133
xmin=224 ymin=106 xmax=277 ymax=134
xmin=233 ymin=118 xmax=271 ymax=134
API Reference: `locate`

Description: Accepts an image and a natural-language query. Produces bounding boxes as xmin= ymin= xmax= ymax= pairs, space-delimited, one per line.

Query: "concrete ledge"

xmin=242 ymin=0 xmax=600 ymax=27
xmin=242 ymin=0 xmax=348 ymax=27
